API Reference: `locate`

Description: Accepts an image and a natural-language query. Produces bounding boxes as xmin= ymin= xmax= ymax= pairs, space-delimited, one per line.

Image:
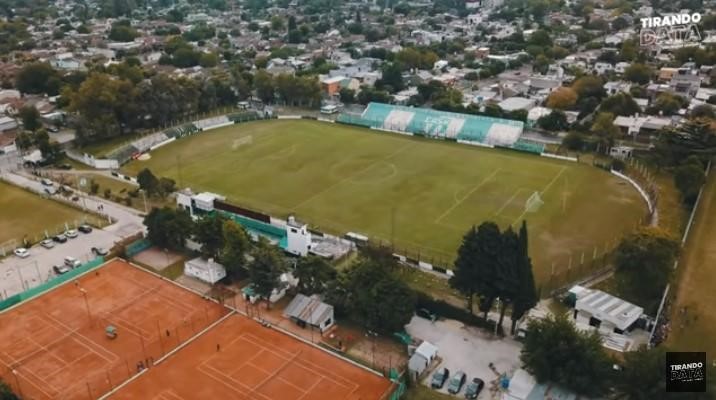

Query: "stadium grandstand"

xmin=337 ymin=102 xmax=542 ymax=153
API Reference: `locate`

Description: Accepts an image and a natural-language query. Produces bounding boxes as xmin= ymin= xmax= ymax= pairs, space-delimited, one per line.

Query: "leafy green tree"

xmin=624 ymin=63 xmax=652 ymax=85
xmin=0 ymin=379 xmax=19 ymax=400
xmin=15 ymin=62 xmax=61 ymax=95
xmin=377 ymin=62 xmax=404 ymax=93
xmin=562 ymin=132 xmax=584 ymax=150
xmin=137 ymin=168 xmax=159 ymax=195
xmin=674 ymin=157 xmax=705 ymax=204
xmin=344 ymin=254 xmax=415 ymax=334
xmin=572 ymin=75 xmax=606 ymax=101
xmin=690 ymin=104 xmax=715 ymax=119
xmin=221 ymin=220 xmax=251 ymax=277
xmin=591 ymin=112 xmax=620 ymax=151
xmin=521 ymin=314 xmax=613 ymax=397
xmin=247 ymin=240 xmax=288 ymax=308
xmin=614 ymin=227 xmax=679 ymax=313
xmin=614 ymin=346 xmax=665 ymax=399
xmin=294 ymin=256 xmax=337 ymax=295
xmin=194 ymin=214 xmax=227 ymax=258
xmin=270 ymin=16 xmax=285 ymax=31
xmin=651 ymin=93 xmax=684 ymax=116
xmin=545 ymin=87 xmax=577 ymax=110
xmin=19 ymin=105 xmax=41 ymax=131
xmin=143 ymin=207 xmax=194 ymax=250
xmin=254 ymin=70 xmax=275 ymax=103
xmin=108 ymin=23 xmax=138 ymax=42
xmin=537 ymin=110 xmax=569 ymax=131
xmin=510 ymin=221 xmax=538 ymax=334
xmin=449 ymin=226 xmax=481 ymax=313
xmin=339 ymin=87 xmax=355 ymax=103
xmin=599 ymin=93 xmax=641 ymax=117
xmin=14 ymin=131 xmax=33 ymax=151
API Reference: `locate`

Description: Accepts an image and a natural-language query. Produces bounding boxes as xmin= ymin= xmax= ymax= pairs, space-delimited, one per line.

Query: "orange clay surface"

xmin=0 ymin=259 xmax=228 ymax=400
xmin=0 ymin=260 xmax=393 ymax=400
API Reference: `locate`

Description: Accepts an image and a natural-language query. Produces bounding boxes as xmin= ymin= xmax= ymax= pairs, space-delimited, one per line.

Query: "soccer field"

xmin=0 ymin=180 xmax=94 ymax=246
xmin=123 ymin=119 xmax=646 ymax=283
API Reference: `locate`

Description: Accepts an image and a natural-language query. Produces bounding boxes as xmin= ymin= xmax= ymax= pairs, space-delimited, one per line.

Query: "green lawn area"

xmin=0 ymin=180 xmax=97 ymax=246
xmin=667 ymin=170 xmax=716 ymax=361
xmin=122 ymin=119 xmax=646 ymax=285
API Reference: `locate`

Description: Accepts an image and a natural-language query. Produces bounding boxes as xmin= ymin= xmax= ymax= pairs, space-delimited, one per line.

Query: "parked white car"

xmin=40 ymin=239 xmax=55 ymax=249
xmin=14 ymin=248 xmax=30 ymax=258
xmin=65 ymin=229 xmax=79 ymax=239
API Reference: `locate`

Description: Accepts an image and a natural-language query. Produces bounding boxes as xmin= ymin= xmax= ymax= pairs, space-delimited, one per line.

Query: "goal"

xmin=525 ymin=191 xmax=544 ymax=213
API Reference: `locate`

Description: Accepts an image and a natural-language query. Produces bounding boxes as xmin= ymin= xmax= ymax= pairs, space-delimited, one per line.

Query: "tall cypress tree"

xmin=511 ymin=220 xmax=538 ymax=334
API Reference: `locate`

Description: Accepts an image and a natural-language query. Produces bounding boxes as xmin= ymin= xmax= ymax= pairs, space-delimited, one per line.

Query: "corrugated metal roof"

xmin=283 ymin=294 xmax=333 ymax=325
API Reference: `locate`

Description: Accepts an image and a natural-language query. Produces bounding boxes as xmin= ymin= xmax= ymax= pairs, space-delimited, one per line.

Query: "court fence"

xmin=125 ymin=238 xmax=152 ymax=258
xmin=0 ymin=256 xmax=105 ymax=312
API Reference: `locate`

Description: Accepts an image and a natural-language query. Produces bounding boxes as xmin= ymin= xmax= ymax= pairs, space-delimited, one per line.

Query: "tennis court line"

xmin=199 ymin=362 xmax=270 ymax=400
xmin=296 ymin=377 xmax=324 ymax=400
xmin=292 ymin=142 xmax=415 ymax=211
xmin=435 ymin=168 xmax=501 ymax=224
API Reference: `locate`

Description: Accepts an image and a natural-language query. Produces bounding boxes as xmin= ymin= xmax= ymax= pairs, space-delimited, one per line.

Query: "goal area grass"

xmin=123 ymin=119 xmax=646 ymax=284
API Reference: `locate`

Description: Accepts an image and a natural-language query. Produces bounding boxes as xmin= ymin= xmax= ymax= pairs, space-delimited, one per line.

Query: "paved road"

xmin=0 ymin=171 xmax=145 ymax=300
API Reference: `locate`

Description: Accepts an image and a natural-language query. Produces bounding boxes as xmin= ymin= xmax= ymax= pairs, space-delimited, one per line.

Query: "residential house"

xmin=498 ymin=97 xmax=535 ymax=112
xmin=669 ymin=69 xmax=701 ymax=98
xmin=603 ymin=81 xmax=632 ymax=96
xmin=615 ymin=62 xmax=630 ymax=74
xmin=242 ymin=272 xmax=298 ymax=304
xmin=527 ymin=106 xmax=552 ymax=127
xmin=283 ymin=293 xmax=335 ymax=333
xmin=593 ymin=62 xmax=614 ymax=75
xmin=0 ymin=117 xmax=17 ymax=133
xmin=0 ymin=132 xmax=16 ymax=154
xmin=321 ymin=76 xmax=347 ymax=96
xmin=614 ymin=115 xmax=673 ymax=137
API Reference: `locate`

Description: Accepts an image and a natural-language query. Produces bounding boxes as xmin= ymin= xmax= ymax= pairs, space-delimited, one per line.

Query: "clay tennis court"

xmin=111 ymin=314 xmax=393 ymax=400
xmin=0 ymin=259 xmax=228 ymax=400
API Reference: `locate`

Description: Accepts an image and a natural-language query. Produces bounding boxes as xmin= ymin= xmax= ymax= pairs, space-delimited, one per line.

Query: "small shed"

xmin=408 ymin=341 xmax=438 ymax=380
xmin=283 ymin=294 xmax=335 ymax=333
xmin=184 ymin=257 xmax=226 ymax=284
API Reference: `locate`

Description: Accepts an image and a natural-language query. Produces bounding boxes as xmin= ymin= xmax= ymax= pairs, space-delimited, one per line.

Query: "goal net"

xmin=525 ymin=192 xmax=544 ymax=213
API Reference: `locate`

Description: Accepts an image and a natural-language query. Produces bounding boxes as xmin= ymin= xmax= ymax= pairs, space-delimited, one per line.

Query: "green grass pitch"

xmin=0 ymin=180 xmax=95 ymax=246
xmin=123 ymin=119 xmax=647 ymax=283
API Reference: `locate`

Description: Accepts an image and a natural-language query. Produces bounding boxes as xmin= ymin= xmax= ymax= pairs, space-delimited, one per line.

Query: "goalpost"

xmin=525 ymin=191 xmax=544 ymax=213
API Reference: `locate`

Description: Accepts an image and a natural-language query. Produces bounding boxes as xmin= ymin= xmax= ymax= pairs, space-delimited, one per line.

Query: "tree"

xmin=591 ymin=112 xmax=620 ymax=151
xmin=690 ymin=104 xmax=715 ymax=119
xmin=562 ymin=132 xmax=584 ymax=150
xmin=254 ymin=70 xmax=274 ymax=103
xmin=674 ymin=157 xmax=705 ymax=204
xmin=377 ymin=62 xmax=404 ymax=93
xmin=108 ymin=23 xmax=138 ymax=42
xmin=614 ymin=227 xmax=679 ymax=313
xmin=613 ymin=346 xmax=666 ymax=399
xmin=221 ymin=220 xmax=251 ymax=277
xmin=19 ymin=105 xmax=41 ymax=131
xmin=143 ymin=207 xmax=194 ymax=250
xmin=294 ymin=256 xmax=337 ymax=295
xmin=344 ymin=253 xmax=416 ymax=334
xmin=572 ymin=76 xmax=606 ymax=100
xmin=194 ymin=214 xmax=227 ymax=258
xmin=624 ymin=63 xmax=652 ymax=85
xmin=339 ymin=87 xmax=355 ymax=103
xmin=14 ymin=131 xmax=33 ymax=151
xmin=270 ymin=16 xmax=285 ymax=31
xmin=0 ymin=379 xmax=19 ymax=400
xmin=521 ymin=314 xmax=612 ymax=397
xmin=510 ymin=221 xmax=538 ymax=334
xmin=449 ymin=226 xmax=481 ymax=313
xmin=199 ymin=52 xmax=219 ymax=68
xmin=545 ymin=87 xmax=577 ymax=110
xmin=247 ymin=240 xmax=288 ymax=308
xmin=137 ymin=168 xmax=159 ymax=195
xmin=537 ymin=110 xmax=569 ymax=131
xmin=651 ymin=93 xmax=684 ymax=116
xmin=15 ymin=62 xmax=61 ymax=95
xmin=599 ymin=93 xmax=640 ymax=116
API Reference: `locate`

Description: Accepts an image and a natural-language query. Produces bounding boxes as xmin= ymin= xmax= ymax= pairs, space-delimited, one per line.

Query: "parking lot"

xmin=0 ymin=227 xmax=121 ymax=299
xmin=406 ymin=316 xmax=523 ymax=398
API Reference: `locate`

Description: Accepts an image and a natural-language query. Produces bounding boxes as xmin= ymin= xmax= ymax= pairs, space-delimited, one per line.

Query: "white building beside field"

xmin=184 ymin=257 xmax=226 ymax=284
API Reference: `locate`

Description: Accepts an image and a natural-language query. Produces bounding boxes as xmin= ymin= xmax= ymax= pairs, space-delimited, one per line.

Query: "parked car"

xmin=41 ymin=178 xmax=54 ymax=186
xmin=40 ymin=239 xmax=55 ymax=249
xmin=91 ymin=247 xmax=108 ymax=256
xmin=57 ymin=163 xmax=72 ymax=170
xmin=48 ymin=126 xmax=60 ymax=133
xmin=53 ymin=234 xmax=67 ymax=243
xmin=53 ymin=265 xmax=71 ymax=275
xmin=416 ymin=308 xmax=436 ymax=321
xmin=64 ymin=256 xmax=81 ymax=268
xmin=65 ymin=229 xmax=79 ymax=239
xmin=14 ymin=248 xmax=30 ymax=258
xmin=78 ymin=224 xmax=93 ymax=234
xmin=431 ymin=368 xmax=449 ymax=389
xmin=448 ymin=371 xmax=467 ymax=394
xmin=464 ymin=378 xmax=484 ymax=399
